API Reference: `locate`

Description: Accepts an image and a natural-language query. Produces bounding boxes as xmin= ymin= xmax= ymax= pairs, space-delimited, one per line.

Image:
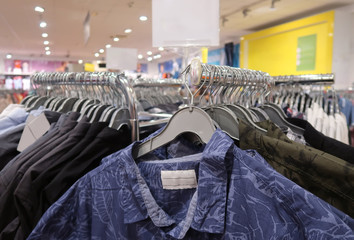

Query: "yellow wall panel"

xmin=240 ymin=11 xmax=334 ymax=75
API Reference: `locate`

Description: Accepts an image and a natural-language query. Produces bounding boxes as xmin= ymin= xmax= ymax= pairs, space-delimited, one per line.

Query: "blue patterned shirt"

xmin=28 ymin=129 xmax=354 ymax=239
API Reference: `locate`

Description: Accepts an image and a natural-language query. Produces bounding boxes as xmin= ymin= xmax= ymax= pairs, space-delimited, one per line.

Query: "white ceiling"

xmin=0 ymin=0 xmax=353 ymax=62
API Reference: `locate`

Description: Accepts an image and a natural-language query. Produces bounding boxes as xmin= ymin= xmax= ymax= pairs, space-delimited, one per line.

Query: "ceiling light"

xmin=113 ymin=37 xmax=119 ymax=42
xmin=147 ymin=51 xmax=152 ymax=55
xmin=153 ymin=54 xmax=161 ymax=59
xmin=45 ymin=46 xmax=50 ymax=51
xmin=139 ymin=16 xmax=148 ymax=21
xmin=124 ymin=28 xmax=132 ymax=33
xmin=42 ymin=33 xmax=48 ymax=38
xmin=39 ymin=21 xmax=47 ymax=28
xmin=147 ymin=57 xmax=152 ymax=61
xmin=45 ymin=51 xmax=51 ymax=55
xmin=6 ymin=54 xmax=12 ymax=59
xmin=94 ymin=53 xmax=99 ymax=57
xmin=105 ymin=44 xmax=111 ymax=48
xmin=43 ymin=40 xmax=49 ymax=45
xmin=99 ymin=49 xmax=104 ymax=53
xmin=138 ymin=54 xmax=143 ymax=59
xmin=158 ymin=47 xmax=164 ymax=51
xmin=78 ymin=59 xmax=83 ymax=64
xmin=34 ymin=6 xmax=45 ymax=13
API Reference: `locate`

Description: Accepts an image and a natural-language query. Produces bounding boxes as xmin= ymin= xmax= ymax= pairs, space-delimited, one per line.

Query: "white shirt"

xmin=314 ymin=107 xmax=324 ymax=133
xmin=335 ymin=113 xmax=349 ymax=144
xmin=321 ymin=113 xmax=329 ymax=136
xmin=328 ymin=115 xmax=336 ymax=139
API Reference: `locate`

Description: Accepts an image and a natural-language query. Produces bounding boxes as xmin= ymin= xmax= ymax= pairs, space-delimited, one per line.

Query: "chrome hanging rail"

xmin=273 ymin=73 xmax=335 ymax=86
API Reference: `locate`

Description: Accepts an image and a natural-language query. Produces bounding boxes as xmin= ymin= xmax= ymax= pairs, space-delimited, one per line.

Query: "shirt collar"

xmin=118 ymin=129 xmax=234 ymax=239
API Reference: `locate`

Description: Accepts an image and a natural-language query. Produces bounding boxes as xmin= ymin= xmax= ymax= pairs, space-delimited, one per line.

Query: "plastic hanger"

xmin=109 ymin=108 xmax=131 ymax=129
xmin=86 ymin=104 xmax=100 ymax=119
xmin=102 ymin=107 xmax=117 ymax=123
xmin=199 ymin=64 xmax=241 ymax=140
xmin=80 ymin=99 xmax=96 ymax=114
xmin=250 ymin=107 xmax=269 ymax=121
xmin=204 ymin=105 xmax=239 ymax=139
xmin=21 ymin=95 xmax=35 ymax=105
xmin=260 ymin=105 xmax=304 ymax=135
xmin=43 ymin=97 xmax=56 ymax=108
xmin=225 ymin=68 xmax=266 ymax=133
xmin=89 ymin=104 xmax=109 ymax=123
xmin=134 ymin=59 xmax=216 ymax=159
xmin=133 ymin=106 xmax=216 ymax=159
xmin=24 ymin=96 xmax=40 ymax=108
xmin=47 ymin=97 xmax=61 ymax=110
xmin=264 ymin=103 xmax=288 ymax=119
xmin=57 ymin=98 xmax=79 ymax=113
xmin=249 ymin=110 xmax=260 ymax=122
xmin=53 ymin=98 xmax=67 ymax=111
xmin=72 ymin=98 xmax=89 ymax=112
xmin=26 ymin=96 xmax=48 ymax=111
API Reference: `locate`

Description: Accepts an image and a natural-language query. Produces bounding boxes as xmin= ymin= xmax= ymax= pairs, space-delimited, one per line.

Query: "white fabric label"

xmin=161 ymin=170 xmax=197 ymax=190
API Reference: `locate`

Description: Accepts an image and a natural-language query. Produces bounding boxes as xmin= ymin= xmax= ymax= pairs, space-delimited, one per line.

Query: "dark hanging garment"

xmin=286 ymin=117 xmax=354 ymax=164
xmin=224 ymin=42 xmax=234 ymax=67
xmin=239 ymin=120 xmax=354 ymax=218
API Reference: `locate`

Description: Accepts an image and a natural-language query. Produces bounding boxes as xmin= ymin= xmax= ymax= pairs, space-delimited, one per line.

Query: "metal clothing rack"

xmin=132 ymin=78 xmax=183 ymax=88
xmin=179 ymin=59 xmax=273 ymax=105
xmin=132 ymin=77 xmax=184 ymax=128
xmin=181 ymin=59 xmax=272 ymax=88
xmin=30 ymin=72 xmax=139 ymax=141
xmin=273 ymin=73 xmax=335 ymax=86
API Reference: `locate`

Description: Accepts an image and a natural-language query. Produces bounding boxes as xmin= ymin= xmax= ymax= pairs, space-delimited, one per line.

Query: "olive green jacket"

xmin=239 ymin=120 xmax=354 ymax=217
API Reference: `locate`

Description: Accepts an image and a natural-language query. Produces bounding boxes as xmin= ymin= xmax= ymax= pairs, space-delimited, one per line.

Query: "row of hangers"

xmin=22 ymin=72 xmax=139 ymax=141
xmin=272 ymin=74 xmax=338 ymax=116
xmin=132 ymin=77 xmax=184 ymax=111
xmin=23 ymin=65 xmax=336 ymax=159
xmin=134 ymin=59 xmax=311 ymax=158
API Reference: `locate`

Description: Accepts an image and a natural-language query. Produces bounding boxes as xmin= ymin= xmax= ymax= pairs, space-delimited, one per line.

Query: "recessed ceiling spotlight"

xmin=105 ymin=44 xmax=112 ymax=48
xmin=158 ymin=47 xmax=164 ymax=51
xmin=94 ymin=53 xmax=99 ymax=57
xmin=138 ymin=54 xmax=143 ymax=59
xmin=43 ymin=40 xmax=49 ymax=45
xmin=124 ymin=28 xmax=132 ymax=33
xmin=42 ymin=33 xmax=48 ymax=38
xmin=113 ymin=37 xmax=119 ymax=42
xmin=139 ymin=16 xmax=148 ymax=21
xmin=39 ymin=21 xmax=47 ymax=28
xmin=45 ymin=51 xmax=51 ymax=55
xmin=34 ymin=6 xmax=45 ymax=13
xmin=6 ymin=54 xmax=12 ymax=59
xmin=78 ymin=59 xmax=83 ymax=64
xmin=147 ymin=51 xmax=152 ymax=55
xmin=99 ymin=49 xmax=104 ymax=53
xmin=147 ymin=57 xmax=152 ymax=61
xmin=153 ymin=54 xmax=161 ymax=59
xmin=45 ymin=46 xmax=50 ymax=51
